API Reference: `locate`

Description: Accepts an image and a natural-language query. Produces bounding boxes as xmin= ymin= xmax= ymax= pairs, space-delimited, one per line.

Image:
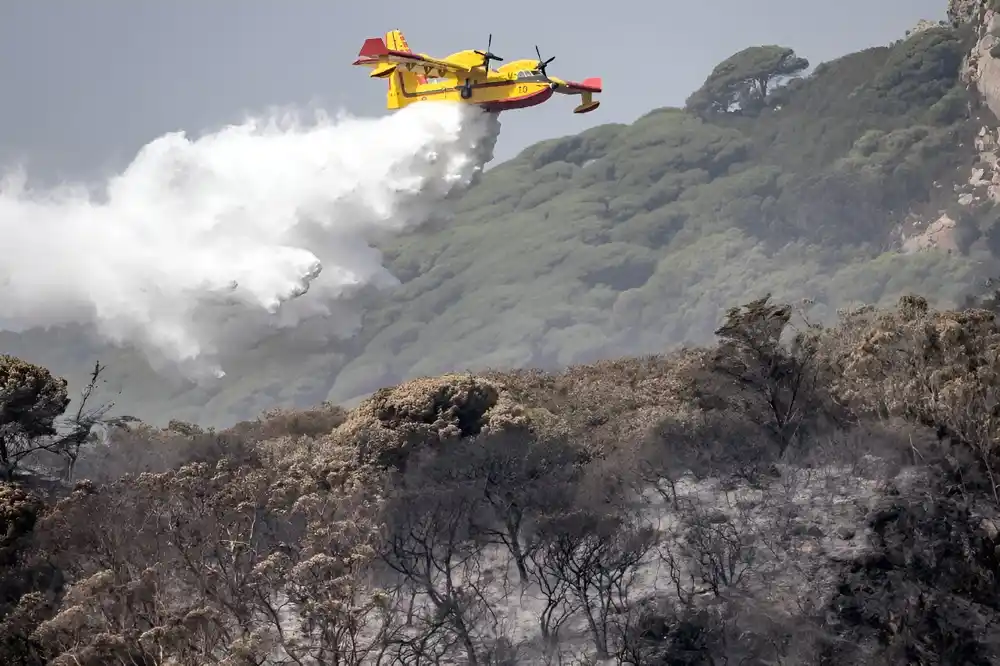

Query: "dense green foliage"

xmin=326 ymin=25 xmax=990 ymax=405
xmin=2 ymin=24 xmax=996 ymax=427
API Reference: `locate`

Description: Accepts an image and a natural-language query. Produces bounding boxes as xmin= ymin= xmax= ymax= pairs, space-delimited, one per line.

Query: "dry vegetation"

xmin=3 ymin=291 xmax=1000 ymax=664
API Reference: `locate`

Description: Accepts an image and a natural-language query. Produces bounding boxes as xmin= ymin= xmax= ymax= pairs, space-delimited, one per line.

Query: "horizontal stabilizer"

xmin=553 ymin=76 xmax=603 ymax=96
xmin=370 ymin=63 xmax=396 ymax=78
xmin=563 ymin=77 xmax=601 ymax=93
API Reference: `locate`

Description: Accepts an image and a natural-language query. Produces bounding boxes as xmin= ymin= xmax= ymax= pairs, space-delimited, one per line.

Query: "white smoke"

xmin=0 ymin=102 xmax=501 ymax=379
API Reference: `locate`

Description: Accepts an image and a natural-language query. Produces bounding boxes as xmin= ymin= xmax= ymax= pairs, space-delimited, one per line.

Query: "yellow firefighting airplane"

xmin=352 ymin=30 xmax=602 ymax=114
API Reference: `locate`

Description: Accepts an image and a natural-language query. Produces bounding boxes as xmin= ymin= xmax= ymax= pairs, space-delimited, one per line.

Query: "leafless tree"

xmin=51 ymin=361 xmax=136 ymax=481
xmin=379 ymin=451 xmax=502 ymax=666
xmin=657 ymin=539 xmax=699 ymax=608
xmin=523 ymin=527 xmax=582 ymax=655
xmin=532 ymin=509 xmax=658 ymax=660
xmin=451 ymin=430 xmax=582 ymax=584
xmin=680 ymin=504 xmax=760 ymax=598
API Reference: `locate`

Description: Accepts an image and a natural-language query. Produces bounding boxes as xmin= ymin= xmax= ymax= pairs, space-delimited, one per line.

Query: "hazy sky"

xmin=0 ymin=0 xmax=947 ymax=183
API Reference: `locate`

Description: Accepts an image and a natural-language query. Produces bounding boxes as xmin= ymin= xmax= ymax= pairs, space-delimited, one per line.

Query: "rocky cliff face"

xmin=898 ymin=1 xmax=1000 ymax=254
xmin=955 ymin=0 xmax=1000 ymax=118
xmin=953 ymin=2 xmax=1000 ymax=213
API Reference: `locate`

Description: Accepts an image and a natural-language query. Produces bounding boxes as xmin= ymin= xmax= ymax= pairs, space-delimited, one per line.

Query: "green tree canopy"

xmin=686 ymin=45 xmax=809 ymax=115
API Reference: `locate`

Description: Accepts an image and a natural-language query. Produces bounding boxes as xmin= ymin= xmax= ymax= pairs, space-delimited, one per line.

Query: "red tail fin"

xmin=358 ymin=37 xmax=388 ymax=58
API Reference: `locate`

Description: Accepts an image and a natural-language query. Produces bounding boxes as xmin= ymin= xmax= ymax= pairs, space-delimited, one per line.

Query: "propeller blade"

xmin=478 ymin=35 xmax=504 ymax=67
xmin=534 ymin=45 xmax=555 ymax=76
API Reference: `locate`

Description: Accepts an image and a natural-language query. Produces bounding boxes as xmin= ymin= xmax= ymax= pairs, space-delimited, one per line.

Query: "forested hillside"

xmin=343 ymin=23 xmax=990 ymax=404
xmin=4 ymin=11 xmax=999 ymax=428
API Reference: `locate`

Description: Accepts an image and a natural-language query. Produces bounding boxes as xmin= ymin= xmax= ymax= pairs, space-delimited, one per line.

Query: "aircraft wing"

xmin=552 ymin=77 xmax=603 ymax=94
xmin=352 ymin=37 xmax=471 ymax=76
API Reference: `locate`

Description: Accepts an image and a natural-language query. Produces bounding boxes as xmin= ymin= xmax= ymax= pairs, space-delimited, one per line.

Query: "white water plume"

xmin=0 ymin=101 xmax=501 ymax=379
